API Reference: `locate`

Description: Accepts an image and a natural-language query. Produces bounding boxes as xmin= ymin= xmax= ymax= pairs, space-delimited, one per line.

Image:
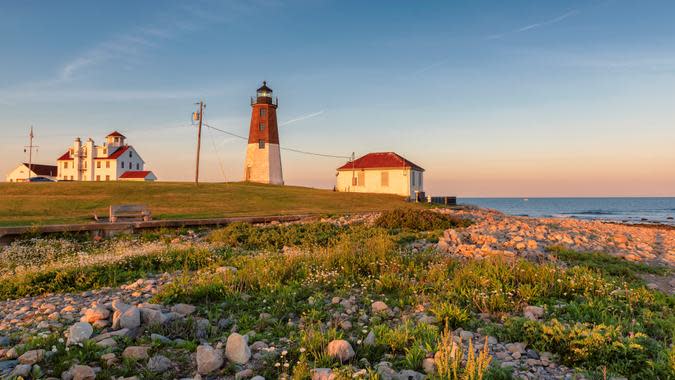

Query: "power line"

xmin=202 ymin=121 xmax=351 ymax=160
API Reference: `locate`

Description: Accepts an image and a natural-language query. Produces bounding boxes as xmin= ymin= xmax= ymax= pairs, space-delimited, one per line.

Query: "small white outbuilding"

xmin=5 ymin=163 xmax=58 ymax=182
xmin=335 ymin=152 xmax=424 ymax=199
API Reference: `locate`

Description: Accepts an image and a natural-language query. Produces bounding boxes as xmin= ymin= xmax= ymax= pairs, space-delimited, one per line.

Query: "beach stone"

xmin=67 ymin=322 xmax=93 ymax=346
xmin=81 ymin=306 xmax=110 ymax=323
xmin=96 ymin=338 xmax=117 ymax=348
xmin=148 ymin=354 xmax=173 ymax=372
xmin=11 ymin=364 xmax=32 ymax=378
xmin=363 ymin=330 xmax=376 ymax=346
xmin=225 ymin=333 xmax=251 ymax=364
xmin=122 ymin=346 xmax=149 ymax=360
xmin=326 ymin=339 xmax=354 ymax=362
xmin=196 ymin=345 xmax=224 ymax=374
xmin=235 ymin=368 xmax=254 ymax=379
xmin=311 ymin=368 xmax=335 ymax=380
xmin=0 ymin=336 xmax=10 ymax=347
xmin=523 ymin=306 xmax=544 ymax=321
xmin=171 ymin=303 xmax=196 ymax=316
xmin=69 ymin=364 xmax=96 ymax=380
xmin=398 ymin=370 xmax=425 ymax=380
xmin=371 ymin=301 xmax=389 ymax=314
xmin=250 ymin=377 xmax=265 ymax=380
xmin=18 ymin=349 xmax=44 ymax=365
xmin=140 ymin=308 xmax=169 ymax=325
xmin=119 ymin=306 xmax=141 ymax=329
xmin=422 ymin=358 xmax=436 ymax=374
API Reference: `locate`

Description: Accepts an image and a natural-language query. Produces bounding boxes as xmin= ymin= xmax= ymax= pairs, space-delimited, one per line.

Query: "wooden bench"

xmin=109 ymin=204 xmax=152 ymax=223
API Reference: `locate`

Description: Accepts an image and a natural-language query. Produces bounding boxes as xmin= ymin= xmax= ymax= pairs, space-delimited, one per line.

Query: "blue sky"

xmin=1 ymin=0 xmax=674 ymax=196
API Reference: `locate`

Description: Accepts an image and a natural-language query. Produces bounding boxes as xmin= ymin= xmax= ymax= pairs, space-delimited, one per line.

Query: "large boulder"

xmin=196 ymin=345 xmax=224 ymax=375
xmin=326 ymin=340 xmax=354 ymax=363
xmin=119 ymin=306 xmax=141 ymax=329
xmin=171 ymin=304 xmax=196 ymax=316
xmin=523 ymin=305 xmax=544 ymax=321
xmin=67 ymin=322 xmax=93 ymax=346
xmin=225 ymin=333 xmax=251 ymax=364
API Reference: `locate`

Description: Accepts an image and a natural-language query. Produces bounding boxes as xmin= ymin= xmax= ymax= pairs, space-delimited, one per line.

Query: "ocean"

xmin=459 ymin=197 xmax=675 ymax=225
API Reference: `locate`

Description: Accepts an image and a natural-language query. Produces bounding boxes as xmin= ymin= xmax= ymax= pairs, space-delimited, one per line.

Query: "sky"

xmin=1 ymin=0 xmax=674 ymax=196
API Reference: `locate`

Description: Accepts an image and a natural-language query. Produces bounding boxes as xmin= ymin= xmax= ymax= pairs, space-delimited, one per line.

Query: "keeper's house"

xmin=57 ymin=131 xmax=156 ymax=181
xmin=335 ymin=152 xmax=424 ymax=199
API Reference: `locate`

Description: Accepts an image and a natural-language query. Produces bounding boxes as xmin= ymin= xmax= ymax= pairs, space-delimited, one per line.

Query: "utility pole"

xmin=194 ymin=101 xmax=205 ymax=184
xmin=24 ymin=126 xmax=38 ymax=181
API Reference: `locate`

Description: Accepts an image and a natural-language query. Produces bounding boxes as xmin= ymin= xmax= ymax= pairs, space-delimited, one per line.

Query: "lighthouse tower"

xmin=244 ymin=81 xmax=284 ymax=185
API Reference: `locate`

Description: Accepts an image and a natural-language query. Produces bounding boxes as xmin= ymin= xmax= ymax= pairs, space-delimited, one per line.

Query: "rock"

xmin=96 ymin=338 xmax=117 ymax=348
xmin=18 ymin=349 xmax=44 ymax=365
xmin=371 ymin=301 xmax=390 ymax=314
xmin=311 ymin=368 xmax=336 ymax=380
xmin=81 ymin=306 xmax=110 ymax=323
xmin=326 ymin=339 xmax=354 ymax=363
xmin=225 ymin=333 xmax=251 ymax=364
xmin=459 ymin=330 xmax=474 ymax=340
xmin=251 ymin=377 xmax=265 ymax=380
xmin=397 ymin=370 xmax=425 ymax=380
xmin=119 ymin=306 xmax=141 ymax=329
xmin=0 ymin=336 xmax=9 ymax=347
xmin=235 ymin=368 xmax=254 ymax=380
xmin=523 ymin=306 xmax=544 ymax=321
xmin=140 ymin=308 xmax=169 ymax=325
xmin=422 ymin=357 xmax=436 ymax=374
xmin=5 ymin=346 xmax=18 ymax=359
xmin=506 ymin=342 xmax=526 ymax=354
xmin=100 ymin=353 xmax=117 ymax=367
xmin=171 ymin=304 xmax=196 ymax=316
xmin=11 ymin=364 xmax=32 ymax=378
xmin=67 ymin=322 xmax=93 ymax=346
xmin=363 ymin=330 xmax=376 ymax=346
xmin=376 ymin=362 xmax=397 ymax=380
xmin=150 ymin=334 xmax=171 ymax=344
xmin=249 ymin=341 xmax=269 ymax=351
xmin=122 ymin=346 xmax=150 ymax=361
xmin=148 ymin=354 xmax=173 ymax=372
xmin=196 ymin=345 xmax=224 ymax=375
xmin=69 ymin=364 xmax=96 ymax=380
xmin=526 ymin=349 xmax=540 ymax=359
xmin=0 ymin=359 xmax=18 ymax=373
xmin=111 ymin=300 xmax=130 ymax=312
xmin=194 ymin=318 xmax=211 ymax=339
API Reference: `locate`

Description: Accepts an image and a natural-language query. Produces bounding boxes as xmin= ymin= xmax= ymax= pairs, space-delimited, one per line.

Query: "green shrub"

xmin=208 ymin=222 xmax=346 ymax=251
xmin=374 ymin=209 xmax=471 ymax=231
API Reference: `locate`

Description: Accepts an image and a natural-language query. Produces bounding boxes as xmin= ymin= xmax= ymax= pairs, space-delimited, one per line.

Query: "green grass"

xmin=0 ymin=181 xmax=419 ymax=226
xmin=549 ymin=246 xmax=670 ymax=280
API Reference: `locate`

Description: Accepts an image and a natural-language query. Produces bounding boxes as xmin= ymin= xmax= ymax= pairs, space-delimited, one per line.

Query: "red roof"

xmin=337 ymin=152 xmax=424 ymax=171
xmin=23 ymin=163 xmax=57 ymax=176
xmin=104 ymin=146 xmax=130 ymax=159
xmin=107 ymin=131 xmax=126 ymax=138
xmin=119 ymin=171 xmax=152 ymax=179
xmin=57 ymin=151 xmax=73 ymax=161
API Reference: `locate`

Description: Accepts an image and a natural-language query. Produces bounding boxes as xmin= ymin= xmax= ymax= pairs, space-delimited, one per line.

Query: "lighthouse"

xmin=244 ymin=81 xmax=284 ymax=185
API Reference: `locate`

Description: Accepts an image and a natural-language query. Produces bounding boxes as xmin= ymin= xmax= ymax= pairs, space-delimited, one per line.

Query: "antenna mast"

xmin=24 ymin=126 xmax=39 ymax=181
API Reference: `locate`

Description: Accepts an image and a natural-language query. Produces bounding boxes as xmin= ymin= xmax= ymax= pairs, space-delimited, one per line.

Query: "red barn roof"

xmin=57 ymin=151 xmax=73 ymax=161
xmin=23 ymin=163 xmax=57 ymax=176
xmin=337 ymin=152 xmax=424 ymax=171
xmin=106 ymin=131 xmax=126 ymax=138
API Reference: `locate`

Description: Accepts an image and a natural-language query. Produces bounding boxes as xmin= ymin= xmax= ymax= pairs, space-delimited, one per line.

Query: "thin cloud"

xmin=487 ymin=9 xmax=579 ymax=40
xmin=280 ymin=111 xmax=325 ymax=126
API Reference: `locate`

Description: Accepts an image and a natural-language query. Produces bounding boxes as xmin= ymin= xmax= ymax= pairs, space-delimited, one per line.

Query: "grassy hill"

xmin=0 ymin=181 xmax=417 ymax=226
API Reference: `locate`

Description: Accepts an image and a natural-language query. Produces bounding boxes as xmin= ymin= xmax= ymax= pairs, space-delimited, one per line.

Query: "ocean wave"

xmin=561 ymin=210 xmax=618 ymax=216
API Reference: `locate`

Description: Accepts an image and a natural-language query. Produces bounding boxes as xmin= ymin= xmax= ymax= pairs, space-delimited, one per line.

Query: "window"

xmin=411 ymin=172 xmax=416 ymax=186
xmin=136 ymin=163 xmax=139 ymax=170
xmin=358 ymin=172 xmax=365 ymax=186
xmin=103 ymin=149 xmax=107 ymax=155
xmin=381 ymin=172 xmax=389 ymax=187
xmin=105 ymin=175 xmax=110 ymax=181
xmin=83 ymin=161 xmax=87 ymax=169
xmin=260 ymin=108 xmax=266 ymax=117
xmin=70 ymin=176 xmax=74 ymax=180
xmin=129 ymin=162 xmax=132 ymax=169
xmin=129 ymin=151 xmax=132 ymax=157
xmin=121 ymin=162 xmax=124 ymax=168
xmin=259 ymin=123 xmax=265 ymax=132
xmin=64 ymin=162 xmax=68 ymax=169
xmin=352 ymin=176 xmax=357 ymax=186
xmin=259 ymin=140 xmax=265 ymax=149
xmin=106 ymin=161 xmax=110 ymax=168
xmin=96 ymin=161 xmax=101 ymax=168
xmin=96 ymin=175 xmax=100 ymax=181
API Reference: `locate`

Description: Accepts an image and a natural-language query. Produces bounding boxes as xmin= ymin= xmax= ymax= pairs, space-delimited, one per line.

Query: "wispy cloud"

xmin=487 ymin=9 xmax=579 ymax=40
xmin=280 ymin=111 xmax=325 ymax=126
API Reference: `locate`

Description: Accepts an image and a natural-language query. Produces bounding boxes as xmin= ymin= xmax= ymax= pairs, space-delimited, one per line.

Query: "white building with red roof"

xmin=56 ymin=131 xmax=156 ymax=181
xmin=335 ymin=152 xmax=424 ymax=198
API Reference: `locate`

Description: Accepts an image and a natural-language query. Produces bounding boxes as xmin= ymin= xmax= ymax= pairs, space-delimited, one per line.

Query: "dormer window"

xmin=129 ymin=151 xmax=132 ymax=158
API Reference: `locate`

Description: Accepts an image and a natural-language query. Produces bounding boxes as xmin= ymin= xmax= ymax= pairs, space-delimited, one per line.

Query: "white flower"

xmin=299 ymin=347 xmax=306 ymax=353
xmin=281 ymin=350 xmax=288 ymax=356
xmin=275 ymin=362 xmax=281 ymax=367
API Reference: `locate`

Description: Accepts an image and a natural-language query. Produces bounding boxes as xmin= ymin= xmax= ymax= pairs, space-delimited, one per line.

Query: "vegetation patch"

xmin=374 ymin=208 xmax=471 ymax=231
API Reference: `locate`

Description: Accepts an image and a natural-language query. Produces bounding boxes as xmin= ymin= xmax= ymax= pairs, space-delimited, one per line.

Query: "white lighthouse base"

xmin=244 ymin=143 xmax=284 ymax=185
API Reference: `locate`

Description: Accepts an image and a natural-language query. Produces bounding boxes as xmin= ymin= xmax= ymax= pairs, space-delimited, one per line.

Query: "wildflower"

xmin=281 ymin=350 xmax=288 ymax=356
xmin=299 ymin=347 xmax=306 ymax=353
xmin=275 ymin=362 xmax=281 ymax=367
